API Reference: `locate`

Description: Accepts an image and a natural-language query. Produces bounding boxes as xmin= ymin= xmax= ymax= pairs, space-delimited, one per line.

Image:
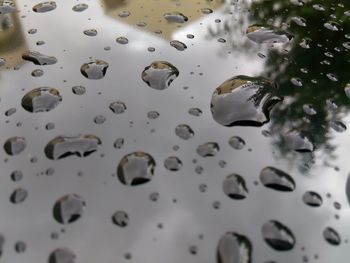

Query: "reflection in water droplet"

xmin=80 ymin=60 xmax=109 ymax=79
xmin=246 ymin=25 xmax=293 ymax=44
xmin=116 ymin=36 xmax=129 ymax=44
xmin=260 ymin=167 xmax=295 ymax=192
xmin=302 ymin=104 xmax=317 ymax=115
xmin=164 ymin=156 xmax=182 ymax=171
xmin=22 ymin=87 xmax=62 ymax=113
xmin=32 ymin=1 xmax=56 ymax=13
xmin=188 ymin=108 xmax=202 ymax=116
xmin=324 ymin=21 xmax=340 ymax=31
xmin=283 ymin=132 xmax=314 ymax=152
xmin=217 ymin=232 xmax=252 ymax=263
xmin=118 ymin=10 xmax=130 ymax=17
xmin=141 ymin=61 xmax=179 ymax=90
xmin=117 ymin=152 xmax=156 ymax=186
xmin=147 ymin=111 xmax=159 ymax=119
xmin=229 ymin=136 xmax=246 ymax=150
xmin=323 ymin=227 xmax=341 ymax=246
xmin=22 ymin=51 xmax=57 ymax=65
xmin=303 ymin=191 xmax=322 ymax=207
xmin=262 ymin=220 xmax=295 ymax=251
xmin=290 ymin=77 xmax=303 ymax=87
xmin=175 ymin=124 xmax=194 ymax=140
xmin=11 ymin=170 xmax=23 ymax=182
xmin=211 ymin=75 xmax=282 ymax=127
xmin=113 ymin=138 xmax=124 ymax=149
xmin=5 ymin=107 xmax=16 ymax=116
xmin=112 ymin=211 xmax=129 ymax=227
xmin=109 ymin=101 xmax=127 ymax=114
xmin=53 ymin=194 xmax=86 ymax=224
xmin=10 ymin=188 xmax=28 ymax=204
xmin=330 ymin=121 xmax=346 ymax=133
xmin=313 ymin=4 xmax=325 ymax=11
xmin=72 ymin=3 xmax=88 ymax=12
xmin=201 ymin=8 xmax=213 ymax=14
xmin=223 ymin=174 xmax=248 ymax=200
xmin=14 ymin=241 xmax=26 ymax=253
xmin=196 ymin=142 xmax=219 ymax=157
xmin=291 ymin=16 xmax=306 ymax=27
xmin=170 ymin=40 xmax=187 ymax=51
xmin=0 ymin=57 xmax=6 ymax=66
xmin=31 ymin=69 xmax=44 ymax=77
xmin=72 ymin=86 xmax=86 ymax=95
xmin=163 ymin=12 xmax=188 ymax=23
xmin=83 ymin=29 xmax=97 ymax=36
xmin=4 ymin=137 xmax=26 ymax=155
xmin=49 ymin=247 xmax=76 ymax=263
xmin=44 ymin=135 xmax=101 ymax=160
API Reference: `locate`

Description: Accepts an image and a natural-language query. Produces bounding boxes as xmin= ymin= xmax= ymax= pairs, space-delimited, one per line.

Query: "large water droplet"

xmin=21 ymin=87 xmax=62 ymax=113
xmin=217 ymin=232 xmax=252 ymax=263
xmin=302 ymin=191 xmax=322 ymax=207
xmin=4 ymin=137 xmax=26 ymax=155
xmin=141 ymin=61 xmax=179 ymax=90
xmin=260 ymin=167 xmax=295 ymax=192
xmin=44 ymin=135 xmax=101 ymax=160
xmin=22 ymin=51 xmax=57 ymax=65
xmin=175 ymin=124 xmax=194 ymax=140
xmin=323 ymin=227 xmax=341 ymax=246
xmin=117 ymin=152 xmax=156 ymax=186
xmin=53 ymin=194 xmax=85 ymax=224
xmin=211 ymin=75 xmax=282 ymax=127
xmin=246 ymin=25 xmax=293 ymax=44
xmin=32 ymin=1 xmax=56 ymax=13
xmin=49 ymin=248 xmax=76 ymax=263
xmin=196 ymin=142 xmax=219 ymax=157
xmin=223 ymin=174 xmax=248 ymax=200
xmin=163 ymin=12 xmax=188 ymax=23
xmin=164 ymin=156 xmax=182 ymax=171
xmin=262 ymin=220 xmax=295 ymax=251
xmin=80 ymin=60 xmax=109 ymax=79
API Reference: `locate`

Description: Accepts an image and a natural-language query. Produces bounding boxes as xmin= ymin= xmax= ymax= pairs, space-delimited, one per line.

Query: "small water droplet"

xmin=83 ymin=29 xmax=97 ymax=36
xmin=260 ymin=167 xmax=295 ymax=192
xmin=170 ymin=40 xmax=187 ymax=51
xmin=246 ymin=24 xmax=293 ymax=44
xmin=228 ymin=136 xmax=246 ymax=150
xmin=49 ymin=248 xmax=76 ymax=263
xmin=323 ymin=227 xmax=341 ymax=246
xmin=196 ymin=142 xmax=219 ymax=157
xmin=80 ymin=60 xmax=109 ymax=79
xmin=116 ymin=36 xmax=129 ymax=44
xmin=4 ymin=137 xmax=26 ymax=155
xmin=262 ymin=220 xmax=295 ymax=251
xmin=72 ymin=86 xmax=86 ymax=95
xmin=201 ymin=8 xmax=213 ymax=14
xmin=164 ymin=156 xmax=182 ymax=171
xmin=188 ymin=108 xmax=202 ymax=116
xmin=223 ymin=174 xmax=248 ymax=200
xmin=109 ymin=101 xmax=126 ymax=114
xmin=32 ymin=1 xmax=56 ymax=13
xmin=53 ymin=194 xmax=86 ymax=224
xmin=72 ymin=3 xmax=88 ymax=12
xmin=217 ymin=232 xmax=252 ymax=263
xmin=113 ymin=138 xmax=124 ymax=149
xmin=10 ymin=188 xmax=28 ymax=204
xmin=112 ymin=211 xmax=129 ymax=227
xmin=141 ymin=61 xmax=179 ymax=90
xmin=175 ymin=124 xmax=194 ymax=140
xmin=163 ymin=12 xmax=188 ymax=23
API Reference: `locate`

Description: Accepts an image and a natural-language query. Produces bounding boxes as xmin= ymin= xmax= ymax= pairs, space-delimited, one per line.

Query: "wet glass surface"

xmin=0 ymin=0 xmax=350 ymax=262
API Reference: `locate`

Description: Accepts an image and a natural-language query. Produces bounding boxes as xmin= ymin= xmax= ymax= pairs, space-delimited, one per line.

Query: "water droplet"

xmin=72 ymin=3 xmax=88 ymax=12
xmin=80 ymin=60 xmax=109 ymax=79
xmin=228 ymin=136 xmax=246 ymax=150
xmin=0 ymin=0 xmax=15 ymax=14
xmin=323 ymin=227 xmax=341 ymax=246
xmin=326 ymin=73 xmax=338 ymax=82
xmin=44 ymin=135 xmax=101 ymax=160
xmin=211 ymin=75 xmax=282 ymax=127
xmin=187 ymin=34 xmax=194 ymax=39
xmin=324 ymin=21 xmax=340 ymax=31
xmin=188 ymin=108 xmax=202 ymax=116
xmin=28 ymin=28 xmax=37 ymax=34
xmin=201 ymin=8 xmax=213 ymax=14
xmin=72 ymin=86 xmax=86 ymax=95
xmin=163 ymin=12 xmax=188 ymax=23
xmin=53 ymin=194 xmax=86 ymax=224
xmin=32 ymin=1 xmax=56 ymax=13
xmin=223 ymin=174 xmax=248 ymax=200
xmin=118 ymin=10 xmax=130 ymax=17
xmin=196 ymin=142 xmax=219 ymax=157
xmin=113 ymin=138 xmax=124 ymax=149
xmin=31 ymin=69 xmax=44 ymax=77
xmin=46 ymin=122 xmax=55 ymax=130
xmin=330 ymin=121 xmax=346 ymax=133
xmin=4 ymin=137 xmax=26 ymax=155
xmin=0 ymin=57 xmax=6 ymax=66
xmin=112 ymin=211 xmax=129 ymax=227
xmin=49 ymin=248 xmax=76 ymax=263
xmin=299 ymin=38 xmax=312 ymax=49
xmin=94 ymin=115 xmax=106 ymax=124
xmin=5 ymin=108 xmax=16 ymax=116
xmin=14 ymin=241 xmax=26 ymax=253
xmin=246 ymin=25 xmax=293 ymax=44
xmin=302 ymin=191 xmax=322 ymax=207
xmin=117 ymin=152 xmax=156 ymax=186
xmin=147 ymin=111 xmax=159 ymax=119
xmin=83 ymin=29 xmax=97 ymax=36
xmin=109 ymin=101 xmax=126 ymax=114
xmin=21 ymin=87 xmax=62 ymax=113
xmin=116 ymin=36 xmax=129 ymax=44
xmin=302 ymin=104 xmax=317 ymax=115
xmin=10 ymin=188 xmax=28 ymax=204
xmin=217 ymin=232 xmax=252 ymax=263
xmin=260 ymin=167 xmax=295 ymax=192
xmin=11 ymin=170 xmax=23 ymax=182
xmin=189 ymin=245 xmax=198 ymax=255
xmin=170 ymin=40 xmax=187 ymax=51
xmin=164 ymin=156 xmax=182 ymax=171
xmin=262 ymin=220 xmax=295 ymax=251
xmin=22 ymin=51 xmax=57 ymax=65
xmin=283 ymin=132 xmax=314 ymax=152
xmin=175 ymin=124 xmax=194 ymax=140
xmin=313 ymin=4 xmax=325 ymax=11
xmin=141 ymin=61 xmax=179 ymax=90
xmin=291 ymin=16 xmax=306 ymax=27
xmin=290 ymin=77 xmax=303 ymax=87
